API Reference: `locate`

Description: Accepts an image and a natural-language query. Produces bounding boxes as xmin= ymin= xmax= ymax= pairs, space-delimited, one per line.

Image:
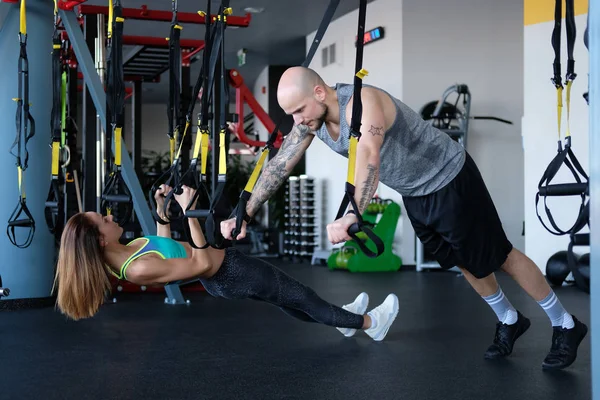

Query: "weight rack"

xmin=284 ymin=175 xmax=318 ymax=260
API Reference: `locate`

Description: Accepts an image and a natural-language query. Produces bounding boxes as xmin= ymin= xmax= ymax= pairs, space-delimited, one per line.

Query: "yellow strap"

xmin=20 ymin=0 xmax=26 ymax=35
xmin=192 ymin=128 xmax=203 ymax=159
xmin=219 ymin=129 xmax=227 ymax=174
xmin=108 ymin=0 xmax=113 ymax=38
xmin=115 ymin=126 xmax=122 ymax=166
xmin=347 ymin=136 xmax=358 ymax=185
xmin=200 ymin=130 xmax=210 ymax=175
xmin=51 ymin=142 xmax=60 ymax=176
xmin=556 ymin=86 xmax=563 ymax=140
xmin=355 ymin=68 xmax=368 ymax=79
xmin=54 ymin=0 xmax=57 ymax=15
xmin=198 ymin=11 xmax=206 ymax=17
xmin=174 ymin=121 xmax=190 ymax=161
xmin=565 ymin=80 xmax=572 ymax=138
xmin=18 ymin=167 xmax=23 ymax=197
xmin=244 ymin=150 xmax=269 ymax=192
xmin=169 ymin=137 xmax=175 ymax=164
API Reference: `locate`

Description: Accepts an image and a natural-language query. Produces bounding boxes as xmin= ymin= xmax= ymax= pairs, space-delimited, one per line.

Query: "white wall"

xmin=523 ymin=11 xmax=590 ymax=272
xmin=403 ymin=0 xmax=526 ymax=256
xmin=305 ymin=0 xmax=408 ymax=259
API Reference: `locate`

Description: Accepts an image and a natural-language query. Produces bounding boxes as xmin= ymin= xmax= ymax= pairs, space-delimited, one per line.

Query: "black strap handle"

xmin=7 ymin=198 xmax=35 ymax=249
xmin=101 ymin=171 xmax=133 ymax=226
xmin=335 ymin=186 xmax=384 ymax=259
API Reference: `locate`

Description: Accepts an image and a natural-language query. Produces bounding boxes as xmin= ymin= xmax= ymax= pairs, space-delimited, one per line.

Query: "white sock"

xmin=367 ymin=312 xmax=377 ymax=329
xmin=482 ymin=286 xmax=518 ymax=325
xmin=537 ymin=290 xmax=574 ymax=329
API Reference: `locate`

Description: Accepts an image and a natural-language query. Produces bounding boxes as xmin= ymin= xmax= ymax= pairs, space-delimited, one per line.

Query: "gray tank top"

xmin=314 ymin=83 xmax=466 ymax=197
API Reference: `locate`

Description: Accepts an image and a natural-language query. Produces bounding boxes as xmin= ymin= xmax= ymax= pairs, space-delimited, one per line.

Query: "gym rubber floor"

xmin=1 ymin=260 xmax=590 ymax=400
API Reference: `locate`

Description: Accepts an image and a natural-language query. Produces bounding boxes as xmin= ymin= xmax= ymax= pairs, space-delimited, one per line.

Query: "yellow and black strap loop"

xmin=148 ymin=0 xmax=221 ymax=229
xmin=333 ymin=0 xmax=383 ymax=258
xmin=8 ymin=0 xmax=36 ymax=249
xmin=45 ymin=11 xmax=67 ymax=236
xmin=167 ymin=0 xmax=182 ymax=164
xmin=184 ymin=1 xmax=231 ymax=249
xmin=536 ymin=0 xmax=588 ymax=237
xmin=101 ymin=0 xmax=132 ymax=225
xmin=230 ymin=0 xmax=341 ymax=238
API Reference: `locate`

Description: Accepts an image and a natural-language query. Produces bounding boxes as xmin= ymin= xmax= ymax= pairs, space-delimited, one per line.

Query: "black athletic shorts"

xmin=403 ymin=152 xmax=513 ymax=279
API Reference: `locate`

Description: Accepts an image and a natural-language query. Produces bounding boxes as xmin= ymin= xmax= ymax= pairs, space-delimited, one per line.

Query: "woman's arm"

xmin=186 ymin=218 xmax=208 ymax=249
xmin=174 ymin=185 xmax=209 ymax=250
xmin=154 ymin=184 xmax=172 ymax=238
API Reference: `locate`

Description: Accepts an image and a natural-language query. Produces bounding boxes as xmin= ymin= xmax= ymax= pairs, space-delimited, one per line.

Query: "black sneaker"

xmin=484 ymin=311 xmax=531 ymax=359
xmin=542 ymin=315 xmax=588 ymax=370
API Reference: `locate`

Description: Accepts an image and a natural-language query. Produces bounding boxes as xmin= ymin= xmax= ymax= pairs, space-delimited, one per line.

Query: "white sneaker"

xmin=365 ymin=294 xmax=399 ymax=341
xmin=337 ymin=292 xmax=369 ymax=337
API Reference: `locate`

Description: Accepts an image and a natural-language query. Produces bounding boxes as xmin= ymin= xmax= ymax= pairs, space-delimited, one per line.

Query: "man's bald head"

xmin=277 ymin=67 xmax=331 ymax=130
xmin=278 ymin=67 xmax=327 ymax=107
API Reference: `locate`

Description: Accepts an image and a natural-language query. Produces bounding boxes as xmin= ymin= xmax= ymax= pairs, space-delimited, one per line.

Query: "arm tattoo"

xmin=246 ymin=125 xmax=312 ymax=216
xmin=358 ymin=164 xmax=379 ymax=212
xmin=368 ymin=125 xmax=384 ymax=137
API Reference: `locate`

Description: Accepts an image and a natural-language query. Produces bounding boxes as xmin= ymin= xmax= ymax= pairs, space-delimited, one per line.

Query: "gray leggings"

xmin=199 ymin=248 xmax=364 ymax=329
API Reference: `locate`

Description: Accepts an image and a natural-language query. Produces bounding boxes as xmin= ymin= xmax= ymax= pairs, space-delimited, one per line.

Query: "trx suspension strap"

xmin=535 ymin=0 xmax=589 ymax=236
xmin=45 ymin=1 xmax=66 ymax=238
xmin=149 ymin=0 xmax=191 ymax=225
xmin=333 ymin=0 xmax=383 ymax=258
xmin=230 ymin=0 xmax=341 ymax=238
xmin=183 ymin=1 xmax=232 ymax=249
xmin=150 ymin=0 xmax=221 ymax=229
xmin=7 ymin=0 xmax=36 ymax=249
xmin=167 ymin=0 xmax=182 ymax=165
xmin=101 ymin=0 xmax=133 ymax=226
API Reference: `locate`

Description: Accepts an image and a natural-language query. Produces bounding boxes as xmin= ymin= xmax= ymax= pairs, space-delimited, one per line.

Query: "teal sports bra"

xmin=110 ymin=236 xmax=188 ymax=280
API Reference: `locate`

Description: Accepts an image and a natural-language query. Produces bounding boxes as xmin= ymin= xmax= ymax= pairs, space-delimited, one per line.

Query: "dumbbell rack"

xmin=284 ymin=175 xmax=318 ymax=260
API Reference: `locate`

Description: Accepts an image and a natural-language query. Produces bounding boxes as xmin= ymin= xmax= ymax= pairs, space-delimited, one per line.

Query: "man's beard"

xmin=311 ymin=103 xmax=328 ymax=130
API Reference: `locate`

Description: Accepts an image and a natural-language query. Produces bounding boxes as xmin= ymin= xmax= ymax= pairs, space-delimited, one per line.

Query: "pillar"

xmin=0 ymin=0 xmax=56 ymax=301
xmin=589 ymin=0 xmax=599 ymax=396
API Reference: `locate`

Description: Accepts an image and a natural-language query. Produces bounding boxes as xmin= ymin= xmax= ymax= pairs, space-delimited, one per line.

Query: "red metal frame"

xmin=76 ymin=4 xmax=251 ymax=27
xmin=229 ymin=69 xmax=284 ymax=149
xmin=56 ymin=0 xmax=86 ymax=10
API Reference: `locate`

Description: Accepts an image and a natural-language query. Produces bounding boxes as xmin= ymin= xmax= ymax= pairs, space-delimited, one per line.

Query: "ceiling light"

xmin=244 ymin=7 xmax=264 ymax=14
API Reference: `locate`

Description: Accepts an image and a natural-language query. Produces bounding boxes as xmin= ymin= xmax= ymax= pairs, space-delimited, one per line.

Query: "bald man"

xmin=220 ymin=66 xmax=587 ymax=369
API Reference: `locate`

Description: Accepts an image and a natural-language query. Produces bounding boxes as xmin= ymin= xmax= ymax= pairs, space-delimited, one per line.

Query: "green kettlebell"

xmin=336 ymin=249 xmax=345 ymax=267
xmin=340 ymin=247 xmax=356 ymax=268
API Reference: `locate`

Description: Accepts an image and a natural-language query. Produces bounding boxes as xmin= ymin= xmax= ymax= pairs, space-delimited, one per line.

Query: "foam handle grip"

xmin=538 ymin=183 xmax=588 ymax=197
xmin=572 ymin=233 xmax=590 ymax=246
xmin=186 ymin=209 xmax=210 ymax=218
xmin=102 ymin=194 xmax=131 ymax=203
xmin=348 ymin=223 xmax=361 ymax=236
xmin=8 ymin=218 xmax=34 ymax=227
